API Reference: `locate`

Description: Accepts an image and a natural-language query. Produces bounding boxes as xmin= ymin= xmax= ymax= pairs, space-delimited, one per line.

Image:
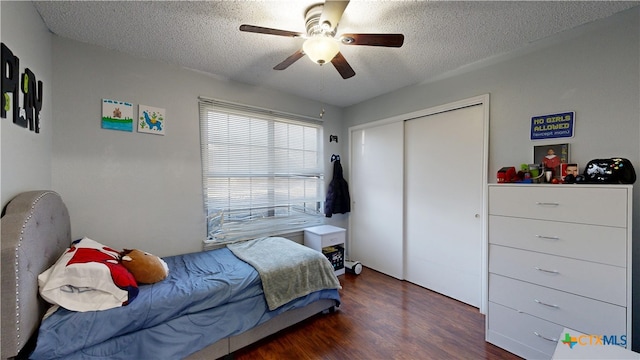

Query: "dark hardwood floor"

xmin=233 ymin=267 xmax=522 ymax=360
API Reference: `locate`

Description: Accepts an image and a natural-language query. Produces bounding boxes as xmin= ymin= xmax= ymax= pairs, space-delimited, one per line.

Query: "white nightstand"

xmin=304 ymin=225 xmax=345 ymax=276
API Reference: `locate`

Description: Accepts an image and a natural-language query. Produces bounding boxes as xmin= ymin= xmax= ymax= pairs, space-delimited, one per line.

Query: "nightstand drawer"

xmin=489 ymin=274 xmax=626 ymax=335
xmin=489 ymin=245 xmax=625 ymax=306
xmin=489 ymin=215 xmax=626 ymax=266
xmin=489 ymin=185 xmax=628 ymax=227
xmin=304 ymin=225 xmax=345 ymax=248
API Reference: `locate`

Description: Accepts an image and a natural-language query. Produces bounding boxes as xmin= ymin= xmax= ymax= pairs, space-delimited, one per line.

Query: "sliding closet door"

xmin=349 ymin=121 xmax=404 ymax=279
xmin=404 ymin=104 xmax=484 ymax=307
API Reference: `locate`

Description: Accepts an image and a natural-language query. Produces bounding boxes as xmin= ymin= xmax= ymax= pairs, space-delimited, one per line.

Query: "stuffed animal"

xmin=120 ymin=249 xmax=169 ymax=284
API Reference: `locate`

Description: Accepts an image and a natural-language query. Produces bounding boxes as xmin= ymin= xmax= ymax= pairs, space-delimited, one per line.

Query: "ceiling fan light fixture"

xmin=303 ymin=36 xmax=339 ymax=65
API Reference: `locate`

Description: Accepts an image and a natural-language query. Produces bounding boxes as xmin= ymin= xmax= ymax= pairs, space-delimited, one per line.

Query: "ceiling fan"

xmin=239 ymin=0 xmax=404 ymax=79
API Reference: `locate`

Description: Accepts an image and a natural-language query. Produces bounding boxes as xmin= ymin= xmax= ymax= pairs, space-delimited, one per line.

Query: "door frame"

xmin=347 ymin=94 xmax=490 ymax=314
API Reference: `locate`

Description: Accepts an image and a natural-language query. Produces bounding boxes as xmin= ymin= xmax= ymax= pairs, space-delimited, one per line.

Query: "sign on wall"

xmin=530 ymin=111 xmax=574 ymax=140
xmin=1 ymin=42 xmax=44 ymax=133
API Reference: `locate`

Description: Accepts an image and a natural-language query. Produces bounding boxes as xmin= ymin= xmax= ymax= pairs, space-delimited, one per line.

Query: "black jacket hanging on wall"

xmin=325 ymin=159 xmax=351 ymax=217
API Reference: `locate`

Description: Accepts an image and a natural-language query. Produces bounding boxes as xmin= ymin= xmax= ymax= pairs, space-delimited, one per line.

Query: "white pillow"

xmin=38 ymin=237 xmax=138 ymax=312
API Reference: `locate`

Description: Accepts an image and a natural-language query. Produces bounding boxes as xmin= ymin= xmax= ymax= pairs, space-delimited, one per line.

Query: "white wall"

xmin=50 ymin=37 xmax=346 ymax=257
xmin=0 ymin=1 xmax=53 ymax=206
xmin=344 ymin=7 xmax=640 ymax=350
xmin=3 ymin=0 xmax=640 ymax=350
xmin=1 ymin=3 xmax=52 ymax=355
xmin=345 ymin=8 xmax=639 ymax=176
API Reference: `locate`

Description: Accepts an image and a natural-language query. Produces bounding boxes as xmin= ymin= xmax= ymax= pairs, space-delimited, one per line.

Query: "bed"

xmin=1 ymin=191 xmax=341 ymax=359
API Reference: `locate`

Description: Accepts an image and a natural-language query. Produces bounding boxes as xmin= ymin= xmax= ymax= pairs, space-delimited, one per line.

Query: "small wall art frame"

xmin=138 ymin=105 xmax=165 ymax=135
xmin=102 ymin=99 xmax=134 ymax=132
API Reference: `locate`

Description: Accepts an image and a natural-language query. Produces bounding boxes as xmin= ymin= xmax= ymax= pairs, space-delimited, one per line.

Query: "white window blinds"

xmin=199 ymin=98 xmax=324 ymax=243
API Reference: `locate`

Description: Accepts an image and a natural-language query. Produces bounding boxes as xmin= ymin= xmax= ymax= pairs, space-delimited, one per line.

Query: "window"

xmin=199 ymin=98 xmax=324 ymax=244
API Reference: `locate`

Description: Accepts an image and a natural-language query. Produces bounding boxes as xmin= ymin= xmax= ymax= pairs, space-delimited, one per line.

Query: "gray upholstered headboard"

xmin=1 ymin=191 xmax=71 ymax=359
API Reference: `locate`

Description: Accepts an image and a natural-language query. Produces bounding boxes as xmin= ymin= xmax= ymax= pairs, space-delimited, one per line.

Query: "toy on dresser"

xmin=583 ymin=158 xmax=636 ymax=184
xmin=497 ymin=167 xmax=517 ymax=183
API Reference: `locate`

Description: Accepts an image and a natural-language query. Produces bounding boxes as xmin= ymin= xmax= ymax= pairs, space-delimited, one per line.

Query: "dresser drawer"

xmin=489 ymin=274 xmax=626 ymax=335
xmin=489 ymin=215 xmax=627 ymax=266
xmin=488 ymin=302 xmax=561 ymax=359
xmin=489 ymin=245 xmax=626 ymax=306
xmin=488 ymin=185 xmax=629 ymax=227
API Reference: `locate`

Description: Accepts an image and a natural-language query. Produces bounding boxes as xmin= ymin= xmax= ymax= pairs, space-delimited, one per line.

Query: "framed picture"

xmin=138 ymin=104 xmax=165 ymax=135
xmin=534 ymin=143 xmax=570 ymax=178
xmin=101 ymin=99 xmax=133 ymax=132
xmin=561 ymin=163 xmax=579 ymax=181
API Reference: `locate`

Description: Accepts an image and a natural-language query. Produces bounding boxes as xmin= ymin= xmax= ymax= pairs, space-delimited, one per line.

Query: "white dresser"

xmin=486 ymin=184 xmax=632 ymax=359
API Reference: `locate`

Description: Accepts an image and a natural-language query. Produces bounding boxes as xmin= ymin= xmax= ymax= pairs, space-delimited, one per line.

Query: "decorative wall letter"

xmin=22 ymin=68 xmax=43 ymax=132
xmin=1 ymin=43 xmax=20 ymax=124
xmin=1 ymin=42 xmax=44 ymax=133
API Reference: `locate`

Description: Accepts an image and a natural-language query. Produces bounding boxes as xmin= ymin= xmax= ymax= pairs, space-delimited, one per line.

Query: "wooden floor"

xmin=233 ymin=267 xmax=522 ymax=360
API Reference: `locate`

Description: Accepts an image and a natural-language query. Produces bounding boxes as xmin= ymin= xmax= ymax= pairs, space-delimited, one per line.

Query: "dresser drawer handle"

xmin=534 ymin=299 xmax=559 ymax=308
xmin=536 ymin=235 xmax=559 ymax=240
xmin=534 ymin=331 xmax=558 ymax=342
xmin=534 ymin=267 xmax=559 ymax=274
xmin=536 ymin=202 xmax=560 ymax=206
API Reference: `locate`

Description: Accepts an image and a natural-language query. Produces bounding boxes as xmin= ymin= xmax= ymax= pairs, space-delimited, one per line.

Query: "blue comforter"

xmin=30 ymin=247 xmax=340 ymax=360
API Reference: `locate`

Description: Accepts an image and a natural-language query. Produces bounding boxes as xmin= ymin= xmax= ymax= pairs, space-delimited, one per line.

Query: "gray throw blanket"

xmin=227 ymin=237 xmax=341 ymax=310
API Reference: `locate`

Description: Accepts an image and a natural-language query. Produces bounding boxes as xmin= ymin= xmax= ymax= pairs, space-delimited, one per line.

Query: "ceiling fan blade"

xmin=340 ymin=33 xmax=405 ymax=47
xmin=273 ymin=50 xmax=306 ymax=70
xmin=331 ymin=52 xmax=355 ymax=79
xmin=239 ymin=24 xmax=303 ymax=38
xmin=319 ymin=1 xmax=350 ymax=32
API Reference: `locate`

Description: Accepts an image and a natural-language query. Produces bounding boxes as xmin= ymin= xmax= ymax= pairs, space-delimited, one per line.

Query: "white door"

xmin=349 ymin=121 xmax=404 ymax=279
xmin=404 ymin=104 xmax=484 ymax=307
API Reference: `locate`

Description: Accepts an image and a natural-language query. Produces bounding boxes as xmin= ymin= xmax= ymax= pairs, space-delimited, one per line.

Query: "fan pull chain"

xmin=319 ymin=65 xmax=326 ymax=118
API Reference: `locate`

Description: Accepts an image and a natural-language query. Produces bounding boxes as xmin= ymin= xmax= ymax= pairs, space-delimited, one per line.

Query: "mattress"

xmin=30 ymin=247 xmax=340 ymax=359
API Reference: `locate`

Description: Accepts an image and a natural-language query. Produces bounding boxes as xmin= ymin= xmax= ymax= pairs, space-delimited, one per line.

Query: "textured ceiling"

xmin=33 ymin=1 xmax=639 ymax=107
